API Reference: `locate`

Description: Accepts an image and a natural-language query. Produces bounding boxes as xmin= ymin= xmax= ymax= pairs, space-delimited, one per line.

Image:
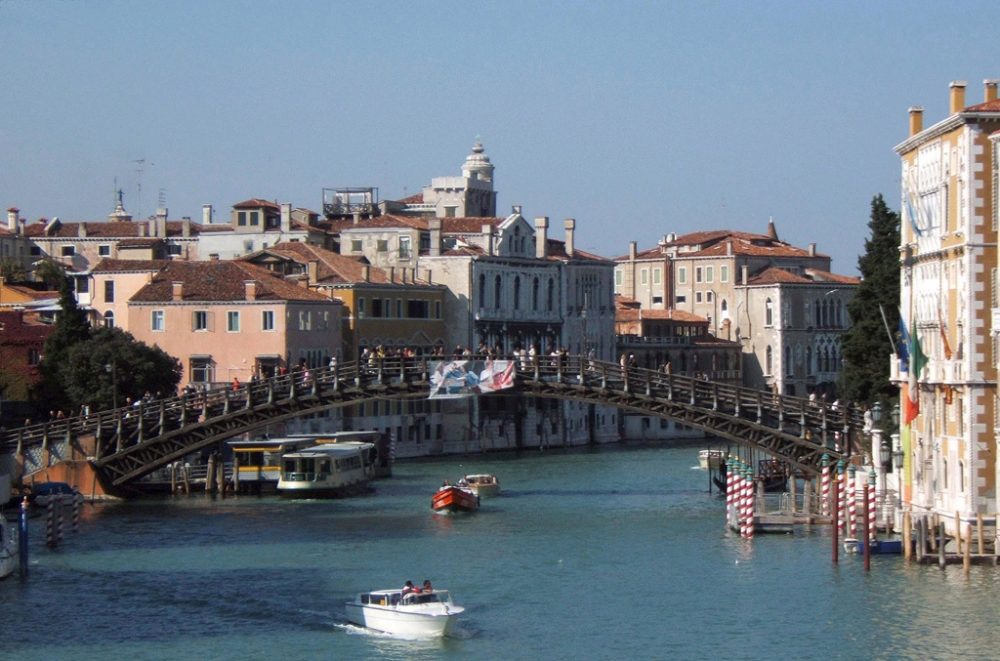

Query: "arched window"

xmin=103 ymin=310 xmax=115 ymax=328
xmin=815 ymin=300 xmax=821 ymax=326
xmin=765 ymin=298 xmax=774 ymax=326
xmin=494 ymin=275 xmax=502 ymax=309
xmin=547 ymin=278 xmax=554 ymax=312
xmin=532 ymin=277 xmax=539 ymax=310
xmin=478 ymin=274 xmax=486 ymax=307
xmin=765 ymin=345 xmax=773 ymax=375
xmin=720 ymin=299 xmax=728 ymax=319
xmin=806 ymin=346 xmax=813 ymax=375
xmin=784 ymin=345 xmax=792 ymax=376
xmin=514 ymin=276 xmax=521 ymax=310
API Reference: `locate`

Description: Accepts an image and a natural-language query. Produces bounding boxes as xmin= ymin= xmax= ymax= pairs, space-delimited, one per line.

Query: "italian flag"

xmin=903 ymin=325 xmax=927 ymax=425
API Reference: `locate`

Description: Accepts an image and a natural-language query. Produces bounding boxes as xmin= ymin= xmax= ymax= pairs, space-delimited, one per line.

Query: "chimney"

xmin=482 ymin=223 xmax=493 ymax=255
xmin=726 ymin=240 xmax=733 ymax=256
xmin=512 ymin=204 xmax=522 ymax=215
xmin=564 ymin=218 xmax=575 ymax=257
xmin=209 ymin=253 xmax=220 ymax=261
xmin=307 ymin=260 xmax=318 ymax=285
xmin=986 ymin=79 xmax=999 ymax=103
xmin=628 ymin=241 xmax=637 ymax=260
xmin=534 ymin=216 xmax=549 ymax=259
xmin=808 ymin=242 xmax=816 ymax=256
xmin=171 ymin=281 xmax=183 ymax=301
xmin=182 ymin=217 xmax=191 ymax=237
xmin=281 ymin=203 xmax=291 ymax=233
xmin=362 ymin=264 xmax=370 ymax=282
xmin=766 ymin=217 xmax=778 ymax=240
xmin=244 ymin=280 xmax=257 ymax=301
xmin=138 ymin=224 xmax=146 ymax=238
xmin=908 ymin=106 xmax=924 ymax=137
xmin=202 ymin=204 xmax=213 ymax=225
xmin=352 ymin=211 xmax=361 ymax=225
xmin=950 ymin=80 xmax=967 ymax=114
xmin=429 ymin=218 xmax=442 ymax=257
xmin=77 ymin=223 xmax=87 ymax=238
xmin=156 ymin=208 xmax=167 ymax=238
xmin=741 ymin=265 xmax=749 ymax=285
xmin=6 ymin=208 xmax=17 ymax=232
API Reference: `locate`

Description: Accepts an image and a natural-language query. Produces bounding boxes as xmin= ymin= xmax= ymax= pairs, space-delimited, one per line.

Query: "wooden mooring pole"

xmin=831 ymin=467 xmax=840 ymax=564
xmin=862 ymin=481 xmax=870 ymax=572
xmin=903 ymin=511 xmax=912 ymax=561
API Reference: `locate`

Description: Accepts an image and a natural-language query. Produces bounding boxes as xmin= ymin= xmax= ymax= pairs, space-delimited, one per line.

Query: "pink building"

xmin=127 ymin=260 xmax=342 ymax=389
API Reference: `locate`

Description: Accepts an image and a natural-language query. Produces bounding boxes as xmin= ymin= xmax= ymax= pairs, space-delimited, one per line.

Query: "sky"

xmin=3 ymin=1 xmax=1000 ymax=275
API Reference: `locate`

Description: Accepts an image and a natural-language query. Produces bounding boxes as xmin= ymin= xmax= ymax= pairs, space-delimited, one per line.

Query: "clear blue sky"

xmin=3 ymin=1 xmax=1000 ymax=274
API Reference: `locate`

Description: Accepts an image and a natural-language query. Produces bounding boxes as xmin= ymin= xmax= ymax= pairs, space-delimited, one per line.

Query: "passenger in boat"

xmin=422 ymin=580 xmax=433 ymax=593
xmin=402 ymin=580 xmax=417 ymax=595
xmin=439 ymin=480 xmax=450 ymax=490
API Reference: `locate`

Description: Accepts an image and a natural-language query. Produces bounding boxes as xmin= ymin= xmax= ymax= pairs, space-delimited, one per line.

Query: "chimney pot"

xmin=244 ymin=280 xmax=257 ymax=301
xmin=534 ymin=217 xmax=549 ymax=259
xmin=628 ymin=241 xmax=637 ymax=260
xmin=808 ymin=243 xmax=816 ymax=256
xmin=307 ymin=260 xmax=318 ymax=286
xmin=6 ymin=208 xmax=18 ymax=232
xmin=564 ymin=218 xmax=575 ymax=257
xmin=428 ymin=218 xmax=442 ymax=257
xmin=202 ymin=204 xmax=213 ymax=225
xmin=482 ymin=223 xmax=493 ymax=255
xmin=985 ymin=79 xmax=999 ymax=103
xmin=908 ymin=106 xmax=924 ymax=137
xmin=171 ymin=281 xmax=183 ymax=301
xmin=950 ymin=80 xmax=968 ymax=114
xmin=280 ymin=203 xmax=291 ymax=233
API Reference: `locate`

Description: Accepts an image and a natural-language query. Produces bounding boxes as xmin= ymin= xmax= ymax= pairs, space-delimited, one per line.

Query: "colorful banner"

xmin=428 ymin=359 xmax=516 ymax=399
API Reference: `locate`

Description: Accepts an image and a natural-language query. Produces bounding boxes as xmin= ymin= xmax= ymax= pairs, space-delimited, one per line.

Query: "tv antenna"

xmin=133 ymin=159 xmax=154 ymax=219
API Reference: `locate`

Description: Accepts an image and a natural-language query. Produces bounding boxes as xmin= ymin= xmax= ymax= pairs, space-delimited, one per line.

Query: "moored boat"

xmin=277 ymin=442 xmax=378 ymax=498
xmin=431 ymin=485 xmax=479 ymax=513
xmin=461 ymin=474 xmax=500 ymax=498
xmin=344 ymin=588 xmax=464 ymax=638
xmin=698 ymin=449 xmax=725 ymax=470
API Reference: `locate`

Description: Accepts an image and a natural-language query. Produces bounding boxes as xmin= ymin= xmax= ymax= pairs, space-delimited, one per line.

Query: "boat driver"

xmin=422 ymin=580 xmax=433 ymax=593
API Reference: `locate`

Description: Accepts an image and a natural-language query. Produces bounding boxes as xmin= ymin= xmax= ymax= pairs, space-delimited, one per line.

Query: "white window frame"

xmin=227 ymin=311 xmax=241 ymax=332
xmin=151 ymin=309 xmax=165 ymax=332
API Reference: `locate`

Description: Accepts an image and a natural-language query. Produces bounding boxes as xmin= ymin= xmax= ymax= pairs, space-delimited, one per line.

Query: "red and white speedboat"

xmin=431 ymin=485 xmax=479 ymax=513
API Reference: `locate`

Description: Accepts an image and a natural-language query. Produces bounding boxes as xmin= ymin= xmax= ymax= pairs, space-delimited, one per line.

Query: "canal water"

xmin=3 ymin=443 xmax=999 ymax=660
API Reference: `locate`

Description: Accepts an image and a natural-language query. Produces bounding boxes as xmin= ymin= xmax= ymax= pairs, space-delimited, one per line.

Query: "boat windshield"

xmin=402 ymin=592 xmax=443 ymax=605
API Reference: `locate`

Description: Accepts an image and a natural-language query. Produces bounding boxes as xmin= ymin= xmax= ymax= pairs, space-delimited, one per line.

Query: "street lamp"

xmin=105 ymin=361 xmax=118 ymax=409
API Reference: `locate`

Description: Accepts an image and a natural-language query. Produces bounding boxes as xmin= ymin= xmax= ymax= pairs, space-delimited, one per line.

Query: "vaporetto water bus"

xmin=277 ymin=441 xmax=379 ymax=498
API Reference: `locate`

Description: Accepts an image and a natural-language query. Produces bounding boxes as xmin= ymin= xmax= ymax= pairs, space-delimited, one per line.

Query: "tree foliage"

xmin=33 ymin=259 xmax=66 ymax=289
xmin=34 ymin=276 xmax=181 ymax=414
xmin=61 ymin=327 xmax=182 ymax=411
xmin=839 ymin=194 xmax=901 ymax=405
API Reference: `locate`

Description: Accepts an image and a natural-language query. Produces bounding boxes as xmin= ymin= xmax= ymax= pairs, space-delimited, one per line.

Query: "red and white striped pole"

xmin=727 ymin=457 xmax=739 ymax=531
xmin=737 ymin=464 xmax=747 ymax=537
xmin=820 ymin=454 xmax=831 ymax=517
xmin=838 ymin=462 xmax=847 ymax=536
xmin=746 ymin=468 xmax=756 ymax=540
xmin=847 ymin=465 xmax=857 ymax=539
xmin=867 ymin=468 xmax=877 ymax=542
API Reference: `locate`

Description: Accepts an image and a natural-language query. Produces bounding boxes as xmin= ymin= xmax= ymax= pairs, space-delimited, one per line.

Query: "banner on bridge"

xmin=428 ymin=359 xmax=515 ymax=399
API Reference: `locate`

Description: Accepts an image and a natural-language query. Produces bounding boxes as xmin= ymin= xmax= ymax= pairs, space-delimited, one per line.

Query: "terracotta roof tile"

xmin=963 ymin=98 xmax=1000 ymax=113
xmin=131 ymin=261 xmax=333 ymax=303
xmin=232 ymin=198 xmax=281 ymax=210
xmin=242 ymin=242 xmax=407 ymax=286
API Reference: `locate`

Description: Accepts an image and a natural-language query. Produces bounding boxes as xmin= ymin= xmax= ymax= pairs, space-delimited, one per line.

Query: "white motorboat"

xmin=698 ymin=449 xmax=725 ymax=470
xmin=461 ymin=474 xmax=500 ymax=498
xmin=344 ymin=588 xmax=464 ymax=638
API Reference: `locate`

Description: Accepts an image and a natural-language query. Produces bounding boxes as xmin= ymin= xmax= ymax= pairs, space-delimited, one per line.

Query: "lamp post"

xmin=105 ymin=361 xmax=118 ymax=409
xmin=890 ymin=403 xmax=903 ymax=531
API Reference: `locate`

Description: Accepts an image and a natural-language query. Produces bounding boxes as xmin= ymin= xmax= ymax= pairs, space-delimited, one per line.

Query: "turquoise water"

xmin=3 ymin=444 xmax=999 ymax=660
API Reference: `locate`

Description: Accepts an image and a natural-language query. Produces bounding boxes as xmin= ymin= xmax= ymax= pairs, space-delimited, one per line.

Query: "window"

xmin=720 ymin=265 xmax=729 ymax=283
xmin=706 ymin=266 xmax=714 ymax=283
xmin=98 ymin=244 xmax=111 ymax=257
xmin=227 ymin=311 xmax=240 ymax=332
xmin=765 ymin=298 xmax=774 ymax=326
xmin=444 ymin=206 xmax=457 ymax=217
xmin=494 ymin=275 xmax=502 ymax=309
xmin=376 ymin=240 xmax=388 ymax=252
xmin=547 ymin=278 xmax=554 ymax=312
xmin=237 ymin=211 xmax=247 ymax=226
xmin=399 ymin=236 xmax=411 ymax=259
xmin=678 ymin=267 xmax=687 ymax=284
xmin=706 ymin=291 xmax=713 ymax=302
xmin=151 ymin=310 xmax=165 ymax=331
xmin=640 ymin=269 xmax=648 ymax=285
xmin=103 ymin=310 xmax=115 ymax=328
xmin=653 ymin=268 xmax=661 ymax=285
xmin=193 ymin=310 xmax=208 ymax=331
xmin=250 ymin=211 xmax=260 ymax=226
xmin=351 ymin=240 xmax=363 ymax=253
xmin=695 ymin=267 xmax=703 ymax=283
xmin=262 ymin=310 xmax=275 ymax=331
xmin=435 ymin=301 xmax=441 ymax=319
xmin=75 ymin=276 xmax=89 ymax=293
xmin=695 ymin=292 xmax=703 ymax=303
xmin=396 ymin=299 xmax=402 ymax=318
xmin=191 ymin=357 xmax=213 ymax=384
xmin=167 ymin=244 xmax=182 ymax=256
xmin=514 ymin=277 xmax=521 ymax=310
xmin=299 ymin=311 xmax=312 ymax=330
xmin=357 ymin=298 xmax=365 ymax=318
xmin=676 ymin=295 xmax=686 ymax=304
xmin=533 ymin=277 xmax=540 ymax=310
xmin=104 ymin=281 xmax=115 ymax=303
xmin=28 ymin=348 xmax=40 ymax=366
xmin=765 ymin=345 xmax=773 ymax=375
xmin=652 ymin=296 xmax=663 ymax=305
xmin=61 ymin=245 xmax=75 ymax=257
xmin=615 ymin=270 xmax=623 ymax=287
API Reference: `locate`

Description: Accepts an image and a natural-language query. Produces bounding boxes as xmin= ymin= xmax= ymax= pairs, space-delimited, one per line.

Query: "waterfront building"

xmin=894 ymin=79 xmax=1000 ymax=523
xmin=126 ymin=260 xmax=342 ymax=388
xmin=615 ymin=297 xmax=740 ymax=440
xmin=0 ymin=308 xmax=53 ymax=426
xmin=86 ymin=259 xmax=170 ymax=329
xmin=614 ymin=226 xmax=857 ymax=395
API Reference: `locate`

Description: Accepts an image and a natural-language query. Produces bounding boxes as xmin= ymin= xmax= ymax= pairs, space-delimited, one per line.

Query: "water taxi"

xmin=698 ymin=449 xmax=725 ymax=470
xmin=277 ymin=442 xmax=378 ymax=498
xmin=461 ymin=474 xmax=500 ymax=498
xmin=431 ymin=485 xmax=479 ymax=513
xmin=344 ymin=588 xmax=464 ymax=638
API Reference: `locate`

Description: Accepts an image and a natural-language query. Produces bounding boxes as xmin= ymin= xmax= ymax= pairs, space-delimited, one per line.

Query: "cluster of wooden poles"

xmin=726 ymin=457 xmax=756 ymax=540
xmin=43 ymin=492 xmax=82 ymax=549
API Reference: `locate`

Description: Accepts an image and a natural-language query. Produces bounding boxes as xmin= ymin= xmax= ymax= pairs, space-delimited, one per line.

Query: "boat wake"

xmin=333 ymin=621 xmax=459 ymax=643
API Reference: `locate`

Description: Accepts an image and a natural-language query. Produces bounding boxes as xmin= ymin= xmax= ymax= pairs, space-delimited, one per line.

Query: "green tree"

xmin=33 ymin=259 xmax=66 ymax=289
xmin=0 ymin=257 xmax=26 ymax=282
xmin=61 ymin=327 xmax=182 ymax=411
xmin=839 ymin=194 xmax=901 ymax=405
xmin=35 ymin=275 xmax=92 ymax=413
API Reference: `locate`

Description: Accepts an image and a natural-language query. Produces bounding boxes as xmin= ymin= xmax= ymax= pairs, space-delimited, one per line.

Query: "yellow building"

xmin=894 ymin=79 xmax=1000 ymax=525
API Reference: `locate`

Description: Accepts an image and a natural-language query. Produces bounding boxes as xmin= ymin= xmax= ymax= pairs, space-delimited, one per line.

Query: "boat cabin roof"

xmin=359 ymin=589 xmax=450 ymax=605
xmin=282 ymin=442 xmax=375 ymax=459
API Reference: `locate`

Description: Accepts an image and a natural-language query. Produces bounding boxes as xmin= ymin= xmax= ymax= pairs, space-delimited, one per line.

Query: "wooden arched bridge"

xmin=1 ymin=355 xmax=864 ymax=496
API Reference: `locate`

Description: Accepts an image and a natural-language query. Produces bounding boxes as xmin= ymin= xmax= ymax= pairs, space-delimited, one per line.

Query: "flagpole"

xmin=879 ymin=305 xmax=898 ymax=357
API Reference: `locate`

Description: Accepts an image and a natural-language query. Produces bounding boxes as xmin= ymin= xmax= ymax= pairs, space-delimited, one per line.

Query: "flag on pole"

xmin=939 ymin=319 xmax=953 ymax=360
xmin=903 ymin=324 xmax=927 ymax=425
xmin=897 ymin=317 xmax=910 ymax=374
